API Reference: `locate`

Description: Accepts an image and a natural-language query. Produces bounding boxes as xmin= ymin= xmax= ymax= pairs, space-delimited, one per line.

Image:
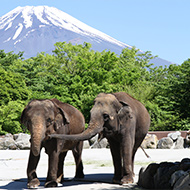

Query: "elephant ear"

xmin=54 ymin=113 xmax=64 ymax=131
xmin=50 ymin=99 xmax=70 ymax=124
xmin=20 ymin=107 xmax=27 ymax=126
xmin=118 ymin=101 xmax=133 ymax=123
xmin=20 ymin=104 xmax=31 ymax=129
xmin=57 ymin=107 xmax=70 ymax=124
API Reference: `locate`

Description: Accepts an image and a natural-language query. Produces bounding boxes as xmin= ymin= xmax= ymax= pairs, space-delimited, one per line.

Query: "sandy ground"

xmin=0 ymin=148 xmax=190 ymax=190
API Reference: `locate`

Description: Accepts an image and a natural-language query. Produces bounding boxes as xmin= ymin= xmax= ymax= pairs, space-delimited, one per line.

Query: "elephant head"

xmin=50 ymin=93 xmax=133 ymax=141
xmin=21 ymin=99 xmax=69 ymax=156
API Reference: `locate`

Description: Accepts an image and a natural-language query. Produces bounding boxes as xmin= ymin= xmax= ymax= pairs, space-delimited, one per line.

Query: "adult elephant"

xmin=50 ymin=92 xmax=150 ymax=185
xmin=21 ymin=98 xmax=85 ymax=188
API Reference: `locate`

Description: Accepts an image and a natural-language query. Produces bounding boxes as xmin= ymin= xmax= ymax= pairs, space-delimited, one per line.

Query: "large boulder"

xmin=138 ymin=163 xmax=160 ymax=189
xmin=174 ymin=136 xmax=184 ymax=149
xmin=138 ymin=158 xmax=190 ymax=189
xmin=157 ymin=131 xmax=185 ymax=149
xmin=89 ymin=134 xmax=109 ymax=148
xmin=90 ymin=138 xmax=109 ymax=149
xmin=157 ymin=137 xmax=174 ymax=149
xmin=83 ymin=140 xmax=90 ymax=149
xmin=168 ymin=131 xmax=181 ymax=141
xmin=0 ymin=133 xmax=31 ymax=150
xmin=153 ymin=162 xmax=179 ymax=189
xmin=0 ymin=133 xmax=17 ymax=150
xmin=172 ymin=171 xmax=190 ymax=190
xmin=88 ymin=134 xmax=98 ymax=146
xmin=141 ymin=134 xmax=158 ymax=149
xmin=14 ymin=133 xmax=31 ymax=149
xmin=184 ymin=130 xmax=190 ymax=148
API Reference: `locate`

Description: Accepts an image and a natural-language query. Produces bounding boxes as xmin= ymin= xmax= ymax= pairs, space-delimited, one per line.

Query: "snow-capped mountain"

xmin=0 ymin=6 xmax=172 ymax=66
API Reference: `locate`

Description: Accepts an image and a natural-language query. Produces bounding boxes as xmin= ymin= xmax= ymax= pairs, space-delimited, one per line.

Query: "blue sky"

xmin=0 ymin=0 xmax=189 ymax=64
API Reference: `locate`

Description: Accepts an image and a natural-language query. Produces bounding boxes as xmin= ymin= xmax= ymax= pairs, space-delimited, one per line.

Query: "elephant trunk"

xmin=31 ymin=119 xmax=45 ymax=156
xmin=50 ymin=120 xmax=103 ymax=141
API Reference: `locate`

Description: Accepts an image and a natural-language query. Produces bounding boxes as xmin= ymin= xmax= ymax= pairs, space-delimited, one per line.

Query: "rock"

xmin=179 ymin=158 xmax=190 ymax=171
xmin=157 ymin=137 xmax=174 ymax=149
xmin=83 ymin=140 xmax=90 ymax=149
xmin=89 ymin=134 xmax=109 ymax=148
xmin=168 ymin=131 xmax=181 ymax=141
xmin=0 ymin=134 xmax=17 ymax=150
xmin=0 ymin=133 xmax=31 ymax=150
xmin=14 ymin=133 xmax=30 ymax=149
xmin=141 ymin=134 xmax=158 ymax=149
xmin=156 ymin=132 xmax=184 ymax=149
xmin=174 ymin=136 xmax=184 ymax=149
xmin=171 ymin=170 xmax=187 ymax=187
xmin=90 ymin=138 xmax=109 ymax=148
xmin=138 ymin=163 xmax=159 ymax=189
xmin=88 ymin=134 xmax=98 ymax=146
xmin=184 ymin=131 xmax=190 ymax=148
xmin=154 ymin=162 xmax=179 ymax=189
xmin=173 ymin=171 xmax=190 ymax=190
xmin=138 ymin=158 xmax=190 ymax=190
xmin=5 ymin=133 xmax=13 ymax=138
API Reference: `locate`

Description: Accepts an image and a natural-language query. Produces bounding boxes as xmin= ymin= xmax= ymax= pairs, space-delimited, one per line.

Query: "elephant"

xmin=20 ymin=98 xmax=85 ymax=188
xmin=50 ymin=92 xmax=150 ymax=185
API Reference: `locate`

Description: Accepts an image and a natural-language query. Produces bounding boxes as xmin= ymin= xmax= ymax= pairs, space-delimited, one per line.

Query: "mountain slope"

xmin=0 ymin=6 xmax=172 ymax=66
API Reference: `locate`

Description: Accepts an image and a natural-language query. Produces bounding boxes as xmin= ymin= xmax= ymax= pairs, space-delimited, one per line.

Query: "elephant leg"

xmin=132 ymin=133 xmax=147 ymax=175
xmin=57 ymin=151 xmax=67 ymax=183
xmin=27 ymin=149 xmax=41 ymax=188
xmin=120 ymin=132 xmax=135 ymax=185
xmin=72 ymin=141 xmax=84 ymax=178
xmin=45 ymin=150 xmax=59 ymax=188
xmin=131 ymin=146 xmax=138 ymax=177
xmin=108 ymin=139 xmax=122 ymax=184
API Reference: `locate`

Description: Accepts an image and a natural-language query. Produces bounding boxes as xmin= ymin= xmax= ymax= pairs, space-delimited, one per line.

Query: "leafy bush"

xmin=0 ymin=43 xmax=189 ymax=134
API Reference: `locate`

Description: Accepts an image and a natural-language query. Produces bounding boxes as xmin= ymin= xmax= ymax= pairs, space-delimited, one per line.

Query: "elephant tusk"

xmin=97 ymin=133 xmax=104 ymax=143
xmin=48 ymin=134 xmax=53 ymax=139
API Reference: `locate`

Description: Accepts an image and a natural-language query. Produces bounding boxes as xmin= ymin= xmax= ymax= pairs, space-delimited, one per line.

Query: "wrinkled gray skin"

xmin=21 ymin=98 xmax=85 ymax=188
xmin=50 ymin=92 xmax=150 ymax=185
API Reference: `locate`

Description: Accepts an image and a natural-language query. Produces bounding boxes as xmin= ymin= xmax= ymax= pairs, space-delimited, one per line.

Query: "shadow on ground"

xmin=0 ymin=174 xmax=141 ymax=190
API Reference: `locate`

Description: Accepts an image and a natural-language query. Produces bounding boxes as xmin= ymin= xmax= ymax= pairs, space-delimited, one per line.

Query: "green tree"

xmin=1 ymin=43 xmax=189 ymax=134
xmin=0 ymin=53 xmax=30 ymax=134
xmin=0 ymin=101 xmax=26 ymax=134
xmin=0 ymin=67 xmax=30 ymax=106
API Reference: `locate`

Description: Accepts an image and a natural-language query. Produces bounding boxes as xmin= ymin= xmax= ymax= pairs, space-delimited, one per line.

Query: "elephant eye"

xmin=47 ymin=118 xmax=52 ymax=124
xmin=103 ymin=114 xmax=109 ymax=121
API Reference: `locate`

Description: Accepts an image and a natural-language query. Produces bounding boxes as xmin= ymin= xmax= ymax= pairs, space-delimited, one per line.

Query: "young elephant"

xmin=50 ymin=92 xmax=150 ymax=185
xmin=21 ymin=98 xmax=85 ymax=188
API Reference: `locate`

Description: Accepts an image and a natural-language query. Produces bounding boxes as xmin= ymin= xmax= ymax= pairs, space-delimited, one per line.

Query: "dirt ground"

xmin=0 ymin=148 xmax=190 ymax=189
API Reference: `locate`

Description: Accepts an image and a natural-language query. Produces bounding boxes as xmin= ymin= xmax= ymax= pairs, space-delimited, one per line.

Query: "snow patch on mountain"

xmin=4 ymin=37 xmax=11 ymax=43
xmin=13 ymin=23 xmax=23 ymax=40
xmin=5 ymin=22 xmax=12 ymax=31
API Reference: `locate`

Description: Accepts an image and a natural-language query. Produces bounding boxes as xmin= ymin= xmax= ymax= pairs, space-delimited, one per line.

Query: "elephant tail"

xmin=140 ymin=146 xmax=150 ymax=158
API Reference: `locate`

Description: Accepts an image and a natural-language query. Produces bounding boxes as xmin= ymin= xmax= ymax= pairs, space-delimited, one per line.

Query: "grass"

xmin=65 ymin=160 xmax=113 ymax=167
xmin=65 ymin=160 xmax=153 ymax=168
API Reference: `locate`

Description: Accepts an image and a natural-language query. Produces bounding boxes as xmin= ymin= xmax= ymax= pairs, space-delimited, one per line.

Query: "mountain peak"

xmin=0 ymin=6 xmax=172 ymax=67
xmin=1 ymin=6 xmax=76 ymax=29
xmin=0 ymin=6 xmax=127 ymax=47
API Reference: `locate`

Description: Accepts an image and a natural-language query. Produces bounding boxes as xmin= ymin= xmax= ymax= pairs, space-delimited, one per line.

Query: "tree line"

xmin=0 ymin=42 xmax=190 ymax=134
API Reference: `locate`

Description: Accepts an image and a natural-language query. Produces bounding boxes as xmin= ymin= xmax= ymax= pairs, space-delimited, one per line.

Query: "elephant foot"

xmin=112 ymin=176 xmax=121 ymax=184
xmin=120 ymin=175 xmax=134 ymax=185
xmin=45 ymin=180 xmax=58 ymax=188
xmin=27 ymin=178 xmax=40 ymax=189
xmin=74 ymin=171 xmax=84 ymax=179
xmin=74 ymin=173 xmax=84 ymax=179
